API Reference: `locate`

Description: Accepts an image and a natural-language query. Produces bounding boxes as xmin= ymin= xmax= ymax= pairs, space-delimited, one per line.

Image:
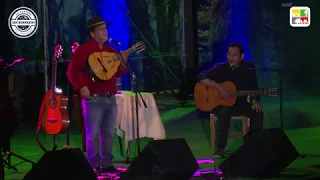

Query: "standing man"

xmin=197 ymin=42 xmax=264 ymax=158
xmin=67 ymin=17 xmax=128 ymax=175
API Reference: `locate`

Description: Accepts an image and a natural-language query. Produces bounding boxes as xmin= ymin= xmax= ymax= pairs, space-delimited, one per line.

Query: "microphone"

xmin=230 ymin=63 xmax=235 ymax=70
xmin=108 ymin=38 xmax=121 ymax=45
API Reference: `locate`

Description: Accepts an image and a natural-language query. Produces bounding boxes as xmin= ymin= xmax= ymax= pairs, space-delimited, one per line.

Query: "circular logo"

xmin=8 ymin=7 xmax=38 ymax=39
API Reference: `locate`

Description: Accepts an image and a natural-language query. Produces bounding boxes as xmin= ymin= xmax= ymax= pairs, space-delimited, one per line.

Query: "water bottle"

xmin=116 ymin=77 xmax=122 ymax=94
xmin=131 ymin=72 xmax=136 ymax=92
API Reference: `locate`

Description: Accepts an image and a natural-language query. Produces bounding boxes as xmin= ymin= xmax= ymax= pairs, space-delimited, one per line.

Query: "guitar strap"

xmin=35 ymin=95 xmax=48 ymax=153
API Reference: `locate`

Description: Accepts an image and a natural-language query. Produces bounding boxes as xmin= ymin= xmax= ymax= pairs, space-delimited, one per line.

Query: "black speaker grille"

xmin=123 ymin=138 xmax=199 ymax=180
xmin=219 ymin=128 xmax=299 ymax=178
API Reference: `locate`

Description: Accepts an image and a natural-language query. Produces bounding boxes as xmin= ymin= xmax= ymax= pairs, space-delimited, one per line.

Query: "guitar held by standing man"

xmin=196 ymin=42 xmax=264 ymax=158
xmin=66 ymin=17 xmax=128 ymax=176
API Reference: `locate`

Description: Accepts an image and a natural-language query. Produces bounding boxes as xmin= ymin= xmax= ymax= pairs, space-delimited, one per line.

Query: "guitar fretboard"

xmin=124 ymin=46 xmax=136 ymax=55
xmin=229 ymin=90 xmax=264 ymax=96
xmin=112 ymin=47 xmax=138 ymax=61
xmin=50 ymin=59 xmax=57 ymax=99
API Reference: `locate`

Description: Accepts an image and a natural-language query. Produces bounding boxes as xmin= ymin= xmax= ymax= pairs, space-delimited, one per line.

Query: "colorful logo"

xmin=290 ymin=6 xmax=310 ymax=27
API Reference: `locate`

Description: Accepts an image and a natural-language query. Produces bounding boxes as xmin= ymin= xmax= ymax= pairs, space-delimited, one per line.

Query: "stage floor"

xmin=3 ymin=95 xmax=320 ymax=180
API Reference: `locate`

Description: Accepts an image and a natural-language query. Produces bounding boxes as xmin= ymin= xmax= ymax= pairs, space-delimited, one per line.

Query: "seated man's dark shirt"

xmin=197 ymin=60 xmax=260 ymax=105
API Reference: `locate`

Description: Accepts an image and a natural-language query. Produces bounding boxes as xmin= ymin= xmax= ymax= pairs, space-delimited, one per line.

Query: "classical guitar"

xmin=41 ymin=44 xmax=70 ymax=135
xmin=87 ymin=41 xmax=146 ymax=81
xmin=194 ymin=81 xmax=279 ymax=111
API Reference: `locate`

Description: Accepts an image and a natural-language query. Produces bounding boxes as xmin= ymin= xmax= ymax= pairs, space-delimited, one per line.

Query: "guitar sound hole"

xmin=50 ymin=99 xmax=56 ymax=108
xmin=97 ymin=58 xmax=108 ymax=72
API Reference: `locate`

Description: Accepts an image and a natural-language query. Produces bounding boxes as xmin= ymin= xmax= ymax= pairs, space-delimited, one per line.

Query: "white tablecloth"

xmin=115 ymin=91 xmax=166 ymax=146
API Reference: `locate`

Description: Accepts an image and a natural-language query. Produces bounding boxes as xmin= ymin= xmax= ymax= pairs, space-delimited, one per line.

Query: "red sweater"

xmin=66 ymin=39 xmax=127 ymax=94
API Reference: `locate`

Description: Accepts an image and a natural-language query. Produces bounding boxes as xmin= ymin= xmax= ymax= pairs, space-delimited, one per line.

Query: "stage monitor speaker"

xmin=219 ymin=128 xmax=299 ymax=178
xmin=122 ymin=138 xmax=199 ymax=180
xmin=23 ymin=148 xmax=96 ymax=180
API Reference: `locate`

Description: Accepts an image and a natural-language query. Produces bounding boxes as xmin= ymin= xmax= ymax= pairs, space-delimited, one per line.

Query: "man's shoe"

xmin=101 ymin=166 xmax=120 ymax=175
xmin=213 ymin=154 xmax=222 ymax=159
xmin=93 ymin=167 xmax=101 ymax=176
xmin=213 ymin=148 xmax=224 ymax=159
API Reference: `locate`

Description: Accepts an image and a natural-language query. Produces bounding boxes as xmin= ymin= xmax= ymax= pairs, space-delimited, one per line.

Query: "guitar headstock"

xmin=53 ymin=44 xmax=63 ymax=60
xmin=132 ymin=41 xmax=146 ymax=53
xmin=71 ymin=42 xmax=80 ymax=54
xmin=264 ymin=88 xmax=280 ymax=96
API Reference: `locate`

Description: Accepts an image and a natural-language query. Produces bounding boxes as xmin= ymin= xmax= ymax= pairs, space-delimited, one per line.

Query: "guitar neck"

xmin=113 ymin=47 xmax=136 ymax=61
xmin=124 ymin=47 xmax=136 ymax=55
xmin=229 ymin=90 xmax=264 ymax=96
xmin=50 ymin=59 xmax=57 ymax=98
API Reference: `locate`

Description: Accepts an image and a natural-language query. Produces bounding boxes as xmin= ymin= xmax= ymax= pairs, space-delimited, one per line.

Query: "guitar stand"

xmin=1 ymin=136 xmax=35 ymax=172
xmin=52 ymin=131 xmax=70 ymax=151
xmin=2 ymin=151 xmax=36 ymax=171
xmin=66 ymin=131 xmax=70 ymax=145
xmin=52 ymin=135 xmax=57 ymax=150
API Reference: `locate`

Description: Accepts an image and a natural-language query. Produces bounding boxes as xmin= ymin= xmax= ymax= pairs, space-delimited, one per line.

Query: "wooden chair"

xmin=209 ymin=114 xmax=249 ymax=155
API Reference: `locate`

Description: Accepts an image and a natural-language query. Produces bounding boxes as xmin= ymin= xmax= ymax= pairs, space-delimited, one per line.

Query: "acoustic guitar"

xmin=87 ymin=41 xmax=146 ymax=81
xmin=41 ymin=44 xmax=70 ymax=135
xmin=194 ymin=81 xmax=279 ymax=112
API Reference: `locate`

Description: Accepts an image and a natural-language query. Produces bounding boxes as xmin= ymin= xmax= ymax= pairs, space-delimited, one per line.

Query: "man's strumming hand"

xmin=216 ymin=85 xmax=230 ymax=99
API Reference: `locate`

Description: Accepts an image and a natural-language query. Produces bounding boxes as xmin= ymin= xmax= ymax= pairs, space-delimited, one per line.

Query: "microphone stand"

xmin=246 ymin=68 xmax=284 ymax=129
xmin=115 ymin=43 xmax=147 ymax=158
xmin=247 ymin=67 xmax=305 ymax=158
xmin=3 ymin=58 xmax=25 ymax=68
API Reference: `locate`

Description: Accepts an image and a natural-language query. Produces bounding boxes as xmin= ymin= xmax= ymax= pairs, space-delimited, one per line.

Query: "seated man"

xmin=196 ymin=42 xmax=264 ymax=158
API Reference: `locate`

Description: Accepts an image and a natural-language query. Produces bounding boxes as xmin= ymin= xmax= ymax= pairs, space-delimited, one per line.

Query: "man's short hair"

xmin=228 ymin=42 xmax=244 ymax=54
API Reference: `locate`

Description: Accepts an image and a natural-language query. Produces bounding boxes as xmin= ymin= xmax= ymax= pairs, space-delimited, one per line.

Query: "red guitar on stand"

xmin=36 ymin=44 xmax=70 ymax=152
xmin=41 ymin=44 xmax=70 ymax=135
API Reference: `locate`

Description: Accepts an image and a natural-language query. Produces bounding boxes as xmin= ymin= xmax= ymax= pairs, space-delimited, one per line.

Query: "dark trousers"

xmin=212 ymin=102 xmax=263 ymax=151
